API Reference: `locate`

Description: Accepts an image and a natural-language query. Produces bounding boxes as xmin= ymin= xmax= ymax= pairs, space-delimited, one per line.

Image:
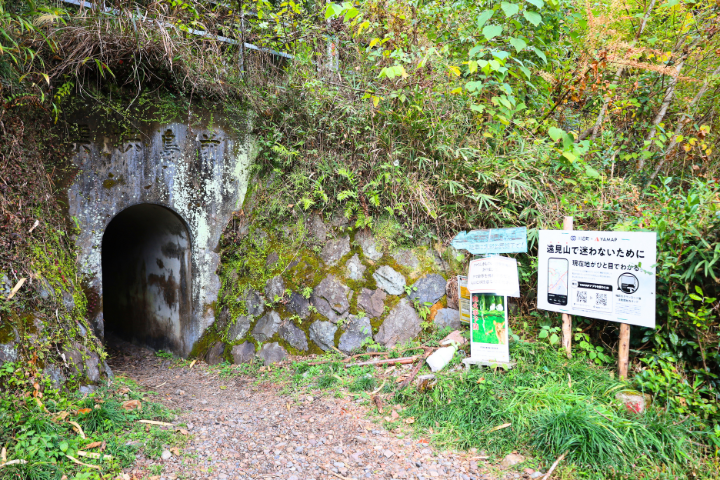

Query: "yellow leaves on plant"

xmin=447 ymin=65 xmax=461 ymax=77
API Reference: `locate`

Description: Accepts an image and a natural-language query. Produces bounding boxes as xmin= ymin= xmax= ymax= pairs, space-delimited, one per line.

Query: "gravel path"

xmin=108 ymin=345 xmax=515 ymax=480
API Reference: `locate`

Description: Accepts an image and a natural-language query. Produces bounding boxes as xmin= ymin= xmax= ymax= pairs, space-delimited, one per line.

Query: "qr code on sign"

xmin=596 ymin=293 xmax=608 ymax=306
xmin=576 ymin=291 xmax=587 ymax=303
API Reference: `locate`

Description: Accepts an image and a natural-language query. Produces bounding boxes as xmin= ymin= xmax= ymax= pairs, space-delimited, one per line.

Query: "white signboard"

xmin=467 ymin=256 xmax=520 ymax=297
xmin=537 ymin=230 xmax=657 ymax=328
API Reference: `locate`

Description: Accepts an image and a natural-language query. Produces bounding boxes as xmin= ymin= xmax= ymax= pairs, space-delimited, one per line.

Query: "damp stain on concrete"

xmin=67 ymin=111 xmax=256 ymax=356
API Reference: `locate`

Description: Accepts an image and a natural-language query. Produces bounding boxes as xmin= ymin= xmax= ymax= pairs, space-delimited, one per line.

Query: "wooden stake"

xmin=618 ymin=323 xmax=630 ymax=380
xmin=562 ymin=217 xmax=573 ymax=358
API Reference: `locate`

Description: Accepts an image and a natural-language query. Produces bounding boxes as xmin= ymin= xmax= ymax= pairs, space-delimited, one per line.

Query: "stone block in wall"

xmin=228 ymin=315 xmax=251 ymax=341
xmin=311 ymin=275 xmax=351 ymax=323
xmin=257 ymin=342 xmax=287 ymax=366
xmin=265 ymin=276 xmax=286 ymax=302
xmin=240 ymin=288 xmax=265 ymax=316
xmin=355 ymin=229 xmax=383 ymax=260
xmin=252 ymin=311 xmax=281 ymax=342
xmin=372 ymin=266 xmax=406 ymax=295
xmin=309 ymin=320 xmax=338 ymax=351
xmin=345 ymin=254 xmax=366 ymax=281
xmin=357 ymin=288 xmax=386 ymax=318
xmin=63 ymin=343 xmax=86 ymax=375
xmin=231 ymin=342 xmax=256 ymax=364
xmin=408 ymin=274 xmax=446 ymax=306
xmin=43 ymin=364 xmax=66 ymax=389
xmin=320 ymin=235 xmax=351 ymax=266
xmin=84 ymin=351 xmax=101 ymax=382
xmin=392 ymin=249 xmax=420 ymax=270
xmin=434 ymin=308 xmax=461 ymax=330
xmin=266 ymin=252 xmax=280 ymax=268
xmin=307 ymin=214 xmax=328 ymax=242
xmin=279 ymin=321 xmax=309 ymax=351
xmin=331 ymin=213 xmax=349 ymax=227
xmin=206 ymin=342 xmax=225 ymax=365
xmin=338 ymin=315 xmax=372 ymax=354
xmin=374 ymin=299 xmax=421 ymax=348
xmin=0 ymin=341 xmax=18 ymax=366
xmin=287 ymin=292 xmax=311 ymax=319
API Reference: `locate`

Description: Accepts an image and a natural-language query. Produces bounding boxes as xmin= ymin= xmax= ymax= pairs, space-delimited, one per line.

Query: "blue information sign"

xmin=451 ymin=227 xmax=528 ymax=255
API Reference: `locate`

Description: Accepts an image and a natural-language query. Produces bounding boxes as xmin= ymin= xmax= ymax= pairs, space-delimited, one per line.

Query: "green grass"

xmin=0 ymin=374 xmax=186 ymax=479
xmin=283 ymin=341 xmax=718 ymax=479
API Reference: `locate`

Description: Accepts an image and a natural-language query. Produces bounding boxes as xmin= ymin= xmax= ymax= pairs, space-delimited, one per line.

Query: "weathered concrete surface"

xmin=67 ymin=111 xmax=256 ymax=356
xmin=103 ymin=204 xmax=192 ymax=354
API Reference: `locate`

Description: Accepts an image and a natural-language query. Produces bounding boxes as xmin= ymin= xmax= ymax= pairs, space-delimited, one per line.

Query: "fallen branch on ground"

xmin=347 ymin=355 xmax=420 ymax=367
xmin=64 ymin=454 xmax=100 ymax=470
xmin=138 ymin=419 xmax=174 ymax=427
xmin=541 ymin=451 xmax=568 ymax=480
xmin=397 ymin=347 xmax=435 ymax=390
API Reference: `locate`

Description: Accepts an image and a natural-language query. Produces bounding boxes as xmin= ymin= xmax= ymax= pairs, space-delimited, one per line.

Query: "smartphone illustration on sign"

xmin=547 ymin=258 xmax=569 ymax=306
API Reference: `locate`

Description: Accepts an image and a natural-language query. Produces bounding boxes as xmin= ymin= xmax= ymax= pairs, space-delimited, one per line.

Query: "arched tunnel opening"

xmin=102 ymin=204 xmax=192 ymax=355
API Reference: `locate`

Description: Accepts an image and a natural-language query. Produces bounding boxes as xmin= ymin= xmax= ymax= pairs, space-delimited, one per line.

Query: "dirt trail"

xmin=108 ymin=343 xmax=503 ymax=480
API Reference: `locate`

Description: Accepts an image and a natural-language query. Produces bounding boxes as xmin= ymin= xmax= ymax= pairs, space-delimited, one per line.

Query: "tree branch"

xmin=645 ymin=63 xmax=720 ymax=187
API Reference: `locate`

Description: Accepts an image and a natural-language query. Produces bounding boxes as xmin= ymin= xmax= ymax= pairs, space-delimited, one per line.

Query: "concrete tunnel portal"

xmin=102 ymin=204 xmax=192 ymax=354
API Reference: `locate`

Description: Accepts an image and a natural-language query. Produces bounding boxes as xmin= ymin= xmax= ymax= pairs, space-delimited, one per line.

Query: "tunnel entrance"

xmin=102 ymin=204 xmax=192 ymax=355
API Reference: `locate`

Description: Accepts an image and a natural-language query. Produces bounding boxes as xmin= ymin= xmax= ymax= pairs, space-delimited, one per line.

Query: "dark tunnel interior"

xmin=102 ymin=204 xmax=192 ymax=354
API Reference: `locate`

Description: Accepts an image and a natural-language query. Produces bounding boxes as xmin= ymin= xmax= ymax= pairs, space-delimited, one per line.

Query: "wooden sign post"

xmin=561 ymin=217 xmax=573 ymax=359
xmin=618 ymin=323 xmax=630 ymax=379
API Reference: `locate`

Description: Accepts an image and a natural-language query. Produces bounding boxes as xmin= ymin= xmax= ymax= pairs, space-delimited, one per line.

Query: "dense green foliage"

xmin=0 ymin=0 xmax=719 ymax=476
xmin=0 ymin=369 xmax=184 ymax=479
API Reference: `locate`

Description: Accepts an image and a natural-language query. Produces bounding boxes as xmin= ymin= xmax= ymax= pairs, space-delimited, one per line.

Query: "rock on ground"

xmin=500 ymin=453 xmax=525 ymax=467
xmin=372 ymin=266 xmax=406 ymax=295
xmin=231 ymin=342 xmax=256 ymax=364
xmin=252 ymin=311 xmax=281 ymax=342
xmin=355 ymin=229 xmax=383 ymax=260
xmin=374 ymin=299 xmax=421 ymax=347
xmin=256 ymin=342 xmax=288 ymax=365
xmin=408 ymin=274 xmax=446 ymax=306
xmin=320 ymin=235 xmax=351 ymax=266
xmin=357 ymin=288 xmax=386 ymax=318
xmin=433 ymin=308 xmax=461 ymax=330
xmin=279 ymin=321 xmax=309 ymax=351
xmin=228 ymin=315 xmax=251 ymax=341
xmin=345 ymin=253 xmax=366 ymax=281
xmin=338 ymin=316 xmax=372 ymax=354
xmin=309 ymin=320 xmax=338 ymax=351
